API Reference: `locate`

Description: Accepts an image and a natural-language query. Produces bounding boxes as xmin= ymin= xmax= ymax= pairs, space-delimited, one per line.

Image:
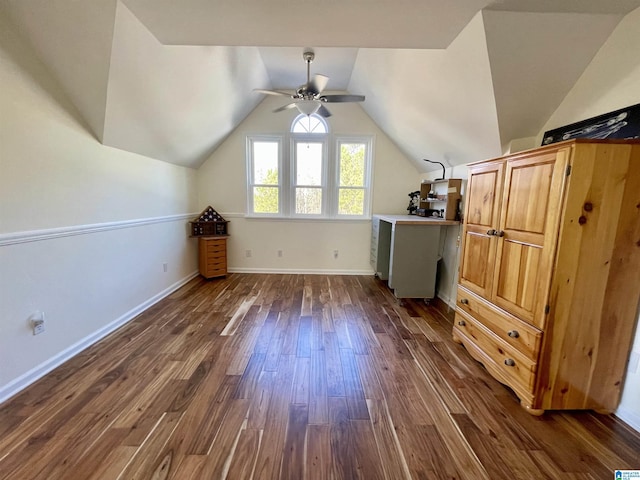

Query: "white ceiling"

xmin=1 ymin=0 xmax=639 ymax=172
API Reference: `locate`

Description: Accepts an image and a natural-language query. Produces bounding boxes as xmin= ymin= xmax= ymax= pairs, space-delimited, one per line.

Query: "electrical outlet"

xmin=163 ymin=262 xmax=168 ymax=272
xmin=277 ymin=250 xmax=283 ymax=257
xmin=333 ymin=249 xmax=339 ymax=259
xmin=246 ymin=250 xmax=252 ymax=258
xmin=31 ymin=311 xmax=45 ymax=335
xmin=33 ymin=321 xmax=45 ymax=335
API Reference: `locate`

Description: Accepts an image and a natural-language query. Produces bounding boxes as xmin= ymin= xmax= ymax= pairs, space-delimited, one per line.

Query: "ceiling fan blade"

xmin=273 ymin=102 xmax=299 ymax=113
xmin=254 ymin=88 xmax=295 ymax=97
xmin=319 ymin=94 xmax=365 ymax=103
xmin=307 ymin=74 xmax=329 ymax=95
xmin=317 ymin=105 xmax=332 ymax=118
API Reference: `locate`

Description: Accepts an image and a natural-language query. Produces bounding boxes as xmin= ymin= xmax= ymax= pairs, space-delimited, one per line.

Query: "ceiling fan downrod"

xmin=299 ymin=50 xmax=315 ymax=97
xmin=259 ymin=47 xmax=364 ymax=118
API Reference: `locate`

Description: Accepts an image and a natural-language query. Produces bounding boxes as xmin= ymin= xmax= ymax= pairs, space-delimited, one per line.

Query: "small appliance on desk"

xmin=417 ymin=208 xmax=444 ymax=218
xmin=406 ymin=190 xmax=420 ymax=215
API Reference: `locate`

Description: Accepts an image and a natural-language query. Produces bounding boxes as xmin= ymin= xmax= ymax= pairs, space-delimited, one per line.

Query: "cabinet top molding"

xmin=468 ymin=138 xmax=640 ymax=167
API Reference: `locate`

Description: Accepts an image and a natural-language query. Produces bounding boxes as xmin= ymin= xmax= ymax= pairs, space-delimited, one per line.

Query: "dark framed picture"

xmin=541 ymin=103 xmax=640 ymax=146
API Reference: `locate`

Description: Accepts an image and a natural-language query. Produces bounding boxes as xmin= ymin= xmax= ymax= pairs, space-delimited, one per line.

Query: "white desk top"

xmin=373 ymin=214 xmax=459 ymax=226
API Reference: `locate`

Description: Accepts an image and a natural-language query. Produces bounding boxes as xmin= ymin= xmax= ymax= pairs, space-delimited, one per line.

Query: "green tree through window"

xmin=253 ymin=168 xmax=279 ymax=213
xmin=247 ymin=116 xmax=372 ymax=218
xmin=338 ymin=143 xmax=366 ymax=215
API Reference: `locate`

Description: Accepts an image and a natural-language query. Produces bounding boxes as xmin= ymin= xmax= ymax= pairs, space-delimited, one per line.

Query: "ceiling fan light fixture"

xmin=296 ymin=99 xmax=321 ymax=115
xmin=260 ymin=49 xmax=364 ymax=117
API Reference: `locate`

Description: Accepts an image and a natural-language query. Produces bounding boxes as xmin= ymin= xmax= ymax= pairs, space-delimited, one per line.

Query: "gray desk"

xmin=371 ymin=215 xmax=458 ymax=299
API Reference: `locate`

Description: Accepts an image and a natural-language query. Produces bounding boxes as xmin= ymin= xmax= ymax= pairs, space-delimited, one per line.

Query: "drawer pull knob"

xmin=496 ymin=230 xmax=505 ymax=237
xmin=460 ymin=298 xmax=469 ymax=305
xmin=457 ymin=320 xmax=466 ymax=326
xmin=487 ymin=229 xmax=496 ymax=236
xmin=504 ymin=358 xmax=516 ymax=367
xmin=508 ymin=330 xmax=520 ymax=338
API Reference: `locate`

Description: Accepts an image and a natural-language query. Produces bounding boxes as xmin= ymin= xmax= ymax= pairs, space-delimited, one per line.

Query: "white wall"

xmin=197 ymin=95 xmax=420 ymax=273
xmin=418 ymin=165 xmax=469 ymax=309
xmin=537 ymin=6 xmax=640 ymax=431
xmin=0 ymin=9 xmax=198 ymax=402
xmin=0 ymin=0 xmax=118 ymax=142
xmin=537 ymin=7 xmax=640 ymax=145
xmin=351 ymin=12 xmax=503 ymax=172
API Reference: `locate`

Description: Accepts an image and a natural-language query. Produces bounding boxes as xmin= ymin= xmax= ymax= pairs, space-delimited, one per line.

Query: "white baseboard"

xmin=436 ymin=292 xmax=457 ymax=310
xmin=0 ymin=271 xmax=198 ymax=405
xmin=615 ymin=407 xmax=640 ymax=433
xmin=229 ymin=267 xmax=375 ymax=275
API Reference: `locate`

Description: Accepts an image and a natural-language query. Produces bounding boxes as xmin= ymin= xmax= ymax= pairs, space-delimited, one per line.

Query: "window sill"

xmin=243 ymin=215 xmax=372 ymax=223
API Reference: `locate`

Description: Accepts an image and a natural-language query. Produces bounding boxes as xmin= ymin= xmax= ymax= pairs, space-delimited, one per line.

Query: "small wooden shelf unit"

xmin=198 ymin=236 xmax=228 ymax=279
xmin=191 ymin=206 xmax=229 ymax=279
xmin=418 ymin=178 xmax=462 ymax=221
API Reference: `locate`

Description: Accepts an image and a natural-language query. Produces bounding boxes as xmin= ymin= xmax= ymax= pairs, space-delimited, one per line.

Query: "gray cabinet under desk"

xmin=371 ymin=214 xmax=458 ymax=299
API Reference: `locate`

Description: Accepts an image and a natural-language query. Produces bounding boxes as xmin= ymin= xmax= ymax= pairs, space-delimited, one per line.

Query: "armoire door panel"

xmin=460 ymin=231 xmax=493 ymax=296
xmin=492 ymin=149 xmax=569 ymax=329
xmin=502 ymin=158 xmax=555 ymax=234
xmin=494 ymin=240 xmax=542 ymax=324
xmin=465 ymin=167 xmax=501 ymax=227
xmin=458 ymin=161 xmax=503 ymax=298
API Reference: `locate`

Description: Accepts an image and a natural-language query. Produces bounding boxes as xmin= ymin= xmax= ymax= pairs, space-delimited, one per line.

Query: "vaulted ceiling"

xmin=2 ymin=0 xmax=638 ymax=172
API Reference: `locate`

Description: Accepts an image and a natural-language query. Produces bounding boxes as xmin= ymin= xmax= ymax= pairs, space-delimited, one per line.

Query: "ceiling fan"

xmin=254 ymin=49 xmax=365 ymax=118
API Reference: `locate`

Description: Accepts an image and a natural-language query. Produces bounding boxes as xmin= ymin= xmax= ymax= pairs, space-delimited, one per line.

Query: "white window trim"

xmin=246 ymin=135 xmax=283 ymax=217
xmin=334 ymin=136 xmax=374 ymax=219
xmin=290 ymin=134 xmax=329 ymax=218
xmin=246 ymin=130 xmax=374 ymax=220
xmin=291 ymin=113 xmax=329 ymax=134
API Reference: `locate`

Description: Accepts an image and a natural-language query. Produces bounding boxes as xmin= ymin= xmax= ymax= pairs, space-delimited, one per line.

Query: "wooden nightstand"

xmin=198 ymin=236 xmax=228 ymax=278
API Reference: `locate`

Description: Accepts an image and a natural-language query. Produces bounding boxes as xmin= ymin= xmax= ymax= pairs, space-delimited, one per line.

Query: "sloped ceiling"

xmin=103 ymin=3 xmax=269 ymax=166
xmin=482 ymin=10 xmax=623 ymax=150
xmin=349 ymin=13 xmax=501 ymax=167
xmin=1 ymin=0 xmax=639 ymax=171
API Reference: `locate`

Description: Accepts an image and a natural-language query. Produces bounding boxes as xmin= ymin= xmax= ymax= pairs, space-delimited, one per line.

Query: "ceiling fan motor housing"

xmin=258 ymin=47 xmax=364 ymax=118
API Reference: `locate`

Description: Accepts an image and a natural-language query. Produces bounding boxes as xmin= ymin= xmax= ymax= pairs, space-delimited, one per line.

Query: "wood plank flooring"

xmin=1 ymin=274 xmax=639 ymax=479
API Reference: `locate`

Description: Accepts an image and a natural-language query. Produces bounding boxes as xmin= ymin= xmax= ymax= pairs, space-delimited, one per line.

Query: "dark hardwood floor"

xmin=1 ymin=274 xmax=638 ymax=479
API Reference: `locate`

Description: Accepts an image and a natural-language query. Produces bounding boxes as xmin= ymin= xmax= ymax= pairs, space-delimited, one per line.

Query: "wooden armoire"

xmin=453 ymin=139 xmax=640 ymax=415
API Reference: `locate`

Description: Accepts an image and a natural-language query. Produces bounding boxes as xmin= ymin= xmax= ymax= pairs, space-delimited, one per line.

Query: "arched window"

xmin=247 ymin=113 xmax=372 ymax=218
xmin=291 ymin=114 xmax=328 ymax=134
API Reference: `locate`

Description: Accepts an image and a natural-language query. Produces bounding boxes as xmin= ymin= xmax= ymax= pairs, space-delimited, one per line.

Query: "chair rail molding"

xmin=0 ymin=213 xmax=198 ymax=247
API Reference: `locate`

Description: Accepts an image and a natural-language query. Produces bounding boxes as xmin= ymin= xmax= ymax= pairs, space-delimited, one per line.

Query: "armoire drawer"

xmin=456 ymin=286 xmax=542 ymax=361
xmin=454 ymin=310 xmax=537 ymax=394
